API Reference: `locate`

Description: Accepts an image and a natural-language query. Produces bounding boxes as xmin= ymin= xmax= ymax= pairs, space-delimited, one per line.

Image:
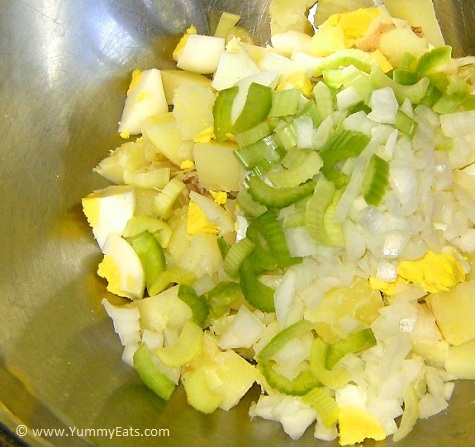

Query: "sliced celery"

xmin=213 ymin=86 xmax=239 ymax=141
xmin=257 ymin=320 xmax=314 ymax=363
xmin=361 ymin=154 xmax=390 ymax=207
xmin=154 ymin=177 xmax=186 ymax=219
xmin=269 ymin=88 xmax=301 ymax=117
xmin=232 ymin=83 xmax=273 ymax=134
xmin=267 ymin=150 xmax=323 ymax=188
xmin=245 ymin=223 xmax=279 ymax=274
xmin=178 ymin=284 xmax=209 ymax=328
xmin=236 ymin=121 xmax=272 ymax=148
xmin=236 ymin=190 xmax=268 ymax=218
xmin=127 ymin=230 xmax=166 ymax=293
xmin=298 ymin=100 xmax=321 ymax=127
xmin=247 ymin=176 xmax=315 ymax=208
xmin=183 ymin=367 xmax=224 ymax=414
xmin=239 ymin=258 xmax=275 ymax=313
xmin=319 ymin=130 xmax=370 ymax=188
xmin=223 ymin=237 xmax=256 ymax=278
xmin=274 ymin=121 xmax=298 ymax=151
xmin=392 ymin=68 xmax=419 ymax=86
xmin=416 ymin=45 xmax=452 ymax=77
xmin=302 ymin=386 xmax=339 ymax=427
xmin=148 ymin=267 xmax=196 ymax=296
xmin=305 ymin=177 xmax=337 ymax=246
xmin=370 ymin=67 xmax=430 ymax=105
xmin=123 ymin=215 xmax=173 ymax=248
xmin=253 ymin=210 xmax=301 ymax=269
xmin=204 ymin=280 xmax=242 ymax=318
xmin=259 ymin=361 xmax=320 ymax=396
xmin=395 ymin=110 xmax=418 ymax=139
xmin=309 ymin=338 xmax=350 ymax=390
xmin=325 ymin=328 xmax=377 ymax=370
xmin=234 ymin=135 xmax=282 ymax=170
xmin=205 ymin=280 xmax=242 ymax=318
xmin=154 ymin=320 xmax=203 ymax=367
xmin=133 ymin=343 xmax=175 ymax=401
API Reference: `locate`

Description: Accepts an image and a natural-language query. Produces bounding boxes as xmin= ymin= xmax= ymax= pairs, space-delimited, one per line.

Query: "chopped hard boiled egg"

xmin=338 ymin=407 xmax=387 ymax=445
xmin=397 ymin=251 xmax=465 ymax=293
xmin=187 ymin=200 xmax=219 ymax=235
xmin=118 ymin=69 xmax=168 ymax=135
xmin=82 ymin=185 xmax=135 ymax=249
xmin=98 ymin=233 xmax=145 ymax=299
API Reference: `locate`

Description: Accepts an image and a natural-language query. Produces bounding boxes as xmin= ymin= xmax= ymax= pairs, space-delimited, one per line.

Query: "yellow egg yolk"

xmin=187 ymin=201 xmax=219 ymax=235
xmin=397 ymin=251 xmax=465 ymax=293
xmin=173 ymin=25 xmax=197 ymax=61
xmin=338 ymin=407 xmax=386 ymax=446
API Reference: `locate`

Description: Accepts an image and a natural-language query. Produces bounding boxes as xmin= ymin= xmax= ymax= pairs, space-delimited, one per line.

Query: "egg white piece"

xmin=99 ymin=233 xmax=145 ymax=299
xmin=177 ymin=34 xmax=225 ymax=74
xmin=82 ymin=185 xmax=135 ymax=249
xmin=118 ymin=68 xmax=168 ymax=135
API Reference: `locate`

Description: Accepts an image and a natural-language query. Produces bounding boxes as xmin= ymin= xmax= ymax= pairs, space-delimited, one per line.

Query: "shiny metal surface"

xmin=0 ymin=1 xmax=474 ymax=446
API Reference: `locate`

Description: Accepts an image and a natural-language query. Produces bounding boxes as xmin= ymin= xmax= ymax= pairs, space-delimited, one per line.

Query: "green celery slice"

xmin=319 ymin=130 xmax=370 ymax=188
xmin=213 ymin=86 xmax=239 ymax=141
xmin=234 ymin=135 xmax=282 ymax=170
xmin=298 ymin=100 xmax=322 ymax=127
xmin=325 ymin=328 xmax=377 ymax=370
xmin=247 ymin=176 xmax=315 ymax=208
xmin=154 ymin=320 xmax=203 ymax=367
xmin=395 ymin=110 xmax=418 ymax=139
xmin=416 ymin=45 xmax=452 ymax=77
xmin=236 ymin=190 xmax=268 ymax=217
xmin=178 ymin=284 xmax=209 ymax=328
xmin=148 ymin=267 xmax=196 ymax=296
xmin=154 ymin=177 xmax=186 ymax=219
xmin=259 ymin=361 xmax=320 ymax=396
xmin=269 ymin=88 xmax=301 ymax=117
xmin=267 ymin=150 xmax=323 ymax=188
xmin=239 ymin=258 xmax=275 ymax=312
xmin=204 ymin=280 xmax=242 ymax=318
xmin=302 ymin=386 xmax=339 ymax=428
xmin=127 ymin=230 xmax=166 ymax=293
xmin=253 ymin=210 xmax=301 ymax=269
xmin=183 ymin=367 xmax=224 ymax=414
xmin=236 ymin=121 xmax=272 ymax=148
xmin=309 ymin=338 xmax=350 ymax=390
xmin=123 ymin=216 xmax=173 ymax=248
xmin=223 ymin=237 xmax=256 ymax=278
xmin=232 ymin=83 xmax=273 ymax=134
xmin=370 ymin=67 xmax=430 ymax=105
xmin=133 ymin=343 xmax=176 ymax=400
xmin=245 ymin=223 xmax=279 ymax=274
xmin=361 ymin=154 xmax=390 ymax=206
xmin=305 ymin=176 xmax=337 ymax=246
xmin=257 ymin=320 xmax=314 ymax=362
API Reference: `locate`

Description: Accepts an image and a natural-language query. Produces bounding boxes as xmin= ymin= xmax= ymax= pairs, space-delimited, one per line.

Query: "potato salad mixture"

xmin=82 ymin=0 xmax=475 ymax=444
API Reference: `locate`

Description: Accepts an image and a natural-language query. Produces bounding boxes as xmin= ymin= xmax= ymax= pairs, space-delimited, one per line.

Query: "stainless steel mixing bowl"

xmin=1 ymin=1 xmax=474 ymax=446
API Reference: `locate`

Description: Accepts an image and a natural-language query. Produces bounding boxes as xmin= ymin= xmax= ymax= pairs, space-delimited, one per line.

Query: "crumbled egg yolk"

xmin=370 ymin=251 xmax=465 ymax=295
xmin=369 ymin=276 xmax=406 ymax=296
xmin=397 ymin=251 xmax=465 ymax=293
xmin=187 ymin=200 xmax=219 ymax=235
xmin=127 ymin=69 xmax=143 ymax=93
xmin=325 ymin=7 xmax=382 ymax=43
xmin=210 ymin=190 xmax=227 ymax=205
xmin=193 ymin=126 xmax=215 ymax=143
xmin=338 ymin=407 xmax=387 ymax=446
xmin=277 ymin=72 xmax=313 ymax=97
xmin=370 ymin=48 xmax=393 ymax=73
xmin=180 ymin=159 xmax=195 ymax=170
xmin=312 ymin=8 xmax=384 ymax=61
xmin=97 ymin=255 xmax=140 ymax=299
xmin=119 ymin=130 xmax=130 ymax=139
xmin=173 ymin=25 xmax=197 ymax=61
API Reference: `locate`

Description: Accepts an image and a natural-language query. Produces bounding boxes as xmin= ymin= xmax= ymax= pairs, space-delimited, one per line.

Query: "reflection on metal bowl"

xmin=0 ymin=1 xmax=474 ymax=446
